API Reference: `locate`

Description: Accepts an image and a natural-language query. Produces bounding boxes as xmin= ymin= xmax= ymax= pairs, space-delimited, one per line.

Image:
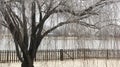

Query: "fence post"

xmin=60 ymin=49 xmax=63 ymax=61
xmin=84 ymin=49 xmax=86 ymax=60
xmin=107 ymin=49 xmax=108 ymax=59
xmin=7 ymin=50 xmax=9 ymax=62
xmin=5 ymin=50 xmax=7 ymax=62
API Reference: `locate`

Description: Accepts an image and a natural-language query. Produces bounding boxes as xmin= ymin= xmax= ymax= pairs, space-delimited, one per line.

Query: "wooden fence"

xmin=0 ymin=49 xmax=120 ymax=63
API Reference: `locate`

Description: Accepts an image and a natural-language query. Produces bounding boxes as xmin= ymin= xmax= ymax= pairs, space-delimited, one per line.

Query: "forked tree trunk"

xmin=19 ymin=39 xmax=42 ymax=67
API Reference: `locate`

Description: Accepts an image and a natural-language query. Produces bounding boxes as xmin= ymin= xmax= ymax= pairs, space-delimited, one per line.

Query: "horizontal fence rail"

xmin=0 ymin=49 xmax=120 ymax=63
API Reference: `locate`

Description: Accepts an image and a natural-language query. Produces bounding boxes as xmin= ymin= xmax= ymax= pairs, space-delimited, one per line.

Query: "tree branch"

xmin=29 ymin=1 xmax=37 ymax=57
xmin=41 ymin=0 xmax=119 ymax=37
xmin=51 ymin=0 xmax=119 ymax=17
xmin=22 ymin=1 xmax=28 ymax=49
xmin=14 ymin=39 xmax=23 ymax=62
xmin=0 ymin=21 xmax=8 ymax=28
xmin=42 ymin=19 xmax=99 ymax=37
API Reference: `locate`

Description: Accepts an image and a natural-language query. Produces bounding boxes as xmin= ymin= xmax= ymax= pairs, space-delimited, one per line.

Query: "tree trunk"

xmin=21 ymin=59 xmax=34 ymax=67
xmin=21 ymin=52 xmax=34 ymax=67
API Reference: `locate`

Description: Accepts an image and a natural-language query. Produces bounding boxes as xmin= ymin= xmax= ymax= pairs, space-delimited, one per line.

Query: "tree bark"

xmin=21 ymin=51 xmax=34 ymax=67
xmin=21 ymin=55 xmax=34 ymax=67
xmin=21 ymin=60 xmax=34 ymax=67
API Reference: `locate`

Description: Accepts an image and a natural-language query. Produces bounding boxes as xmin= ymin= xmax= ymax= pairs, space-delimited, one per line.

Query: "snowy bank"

xmin=0 ymin=59 xmax=120 ymax=67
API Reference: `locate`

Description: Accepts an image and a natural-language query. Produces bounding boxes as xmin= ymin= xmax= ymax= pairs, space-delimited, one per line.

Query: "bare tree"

xmin=0 ymin=0 xmax=119 ymax=67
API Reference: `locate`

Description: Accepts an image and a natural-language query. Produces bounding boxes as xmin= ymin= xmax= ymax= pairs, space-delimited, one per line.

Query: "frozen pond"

xmin=0 ymin=37 xmax=120 ymax=50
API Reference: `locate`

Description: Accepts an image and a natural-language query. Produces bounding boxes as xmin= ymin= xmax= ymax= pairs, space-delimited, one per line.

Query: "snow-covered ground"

xmin=1 ymin=37 xmax=120 ymax=67
xmin=0 ymin=59 xmax=120 ymax=67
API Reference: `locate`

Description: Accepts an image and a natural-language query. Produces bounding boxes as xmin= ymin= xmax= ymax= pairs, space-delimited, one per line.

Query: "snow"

xmin=0 ymin=59 xmax=120 ymax=67
xmin=1 ymin=37 xmax=120 ymax=67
